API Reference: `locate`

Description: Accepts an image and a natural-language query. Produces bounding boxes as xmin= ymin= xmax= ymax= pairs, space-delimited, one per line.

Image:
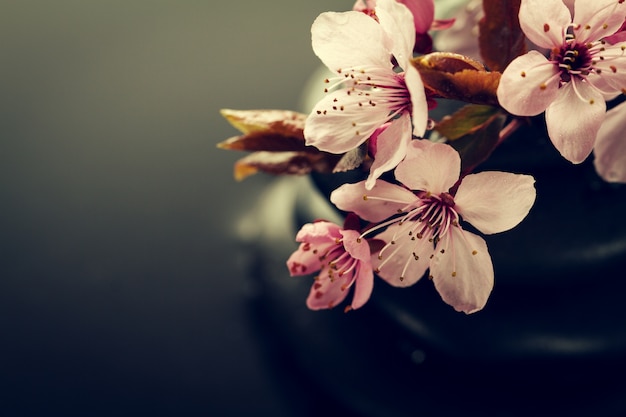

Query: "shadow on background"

xmin=0 ymin=1 xmax=353 ymax=416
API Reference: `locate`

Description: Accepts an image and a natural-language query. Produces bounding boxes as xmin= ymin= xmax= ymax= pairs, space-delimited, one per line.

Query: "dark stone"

xmin=243 ymin=119 xmax=626 ymax=417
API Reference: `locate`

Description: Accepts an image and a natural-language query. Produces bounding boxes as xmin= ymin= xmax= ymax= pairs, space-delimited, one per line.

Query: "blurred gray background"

xmin=0 ymin=1 xmax=352 ymax=415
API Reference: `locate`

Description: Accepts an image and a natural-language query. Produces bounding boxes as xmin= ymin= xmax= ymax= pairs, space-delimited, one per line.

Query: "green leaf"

xmin=435 ymin=104 xmax=500 ymax=141
xmin=448 ymin=112 xmax=506 ymax=175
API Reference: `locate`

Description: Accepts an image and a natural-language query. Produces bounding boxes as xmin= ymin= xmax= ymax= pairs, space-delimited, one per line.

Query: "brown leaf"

xmin=478 ymin=0 xmax=526 ymax=72
xmin=413 ymin=53 xmax=502 ymax=105
xmin=233 ymin=151 xmax=341 ymax=181
xmin=218 ymin=109 xmax=308 ymax=153
xmin=416 ymin=52 xmax=485 ymax=73
xmin=220 ymin=109 xmax=306 ymax=138
xmin=219 ymin=108 xmax=363 ymax=179
xmin=217 ymin=131 xmax=309 ymax=153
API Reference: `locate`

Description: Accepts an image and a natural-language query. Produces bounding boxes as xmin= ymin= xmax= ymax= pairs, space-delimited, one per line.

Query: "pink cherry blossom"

xmin=594 ymin=100 xmax=626 ymax=183
xmin=352 ymin=0 xmax=454 ymax=53
xmin=287 ymin=220 xmax=374 ymax=311
xmin=497 ymin=0 xmax=626 ymax=164
xmin=330 ymin=140 xmax=536 ymax=313
xmin=354 ymin=0 xmax=433 ymax=34
xmin=304 ymin=0 xmax=428 ymax=189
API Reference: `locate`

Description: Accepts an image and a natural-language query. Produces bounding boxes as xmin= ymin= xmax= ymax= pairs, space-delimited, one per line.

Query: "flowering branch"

xmin=218 ymin=0 xmax=626 ymax=314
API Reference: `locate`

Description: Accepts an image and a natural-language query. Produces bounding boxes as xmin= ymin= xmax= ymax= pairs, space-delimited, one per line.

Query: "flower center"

xmin=320 ymin=240 xmax=358 ymax=281
xmin=553 ymin=41 xmax=594 ymax=83
xmin=322 ymin=66 xmax=411 ymax=116
xmin=411 ymin=192 xmax=458 ymax=244
xmin=371 ymin=191 xmax=461 ymax=281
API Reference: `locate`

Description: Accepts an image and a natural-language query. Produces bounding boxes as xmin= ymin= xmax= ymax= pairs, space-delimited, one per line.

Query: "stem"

xmin=496 ymin=117 xmax=523 ymax=147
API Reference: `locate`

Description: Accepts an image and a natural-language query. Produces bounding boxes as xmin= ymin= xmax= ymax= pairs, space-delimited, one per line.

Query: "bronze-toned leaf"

xmin=220 ymin=109 xmax=306 ymax=138
xmin=217 ymin=131 xmax=309 ymax=152
xmin=435 ymin=104 xmax=500 ymax=141
xmin=233 ymin=151 xmax=342 ymax=181
xmin=218 ymin=109 xmax=309 ymax=153
xmin=417 ymin=52 xmax=485 ymax=73
xmin=219 ymin=108 xmax=363 ymax=180
xmin=478 ymin=0 xmax=526 ymax=72
xmin=412 ymin=54 xmax=502 ymax=106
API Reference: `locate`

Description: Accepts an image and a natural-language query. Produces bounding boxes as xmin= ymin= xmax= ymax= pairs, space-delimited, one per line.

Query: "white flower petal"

xmin=373 ymin=222 xmax=431 ymax=288
xmin=304 ymin=87 xmax=391 ymax=153
xmin=591 ymin=41 xmax=626 ymax=94
xmin=311 ymin=10 xmax=392 ymax=72
xmin=573 ymin=0 xmax=626 ymax=43
xmin=497 ymin=51 xmax=560 ymax=116
xmin=406 ymin=66 xmax=428 ymax=137
xmin=365 ymin=114 xmax=412 ymax=190
xmin=594 ymin=100 xmax=626 ymax=183
xmin=454 ymin=172 xmax=536 ymax=235
xmin=376 ymin=0 xmax=415 ymax=69
xmin=545 ymin=80 xmax=606 ymax=163
xmin=519 ymin=0 xmax=571 ymax=49
xmin=395 ymin=140 xmax=460 ymax=194
xmin=430 ymin=227 xmax=493 ymax=314
xmin=331 ymin=180 xmax=417 ymax=222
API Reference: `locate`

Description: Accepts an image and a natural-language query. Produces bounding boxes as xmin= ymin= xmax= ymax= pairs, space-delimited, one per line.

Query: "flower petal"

xmin=519 ymin=0 xmax=570 ymax=49
xmin=372 ymin=222 xmax=431 ymax=287
xmin=376 ymin=0 xmax=415 ymax=69
xmin=304 ymin=87 xmax=391 ymax=153
xmin=573 ymin=0 xmax=626 ymax=43
xmin=400 ymin=0 xmax=434 ymax=34
xmin=311 ymin=10 xmax=392 ymax=72
xmin=287 ymin=221 xmax=341 ymax=276
xmin=331 ymin=180 xmax=417 ymax=222
xmin=295 ymin=221 xmax=342 ymax=244
xmin=341 ymin=229 xmax=371 ymax=261
xmin=350 ymin=264 xmax=374 ymax=309
xmin=365 ymin=113 xmax=412 ymax=190
xmin=306 ymin=266 xmax=352 ymax=310
xmin=590 ymin=41 xmax=626 ymax=94
xmin=594 ymin=100 xmax=626 ymax=183
xmin=454 ymin=172 xmax=537 ymax=235
xmin=395 ymin=140 xmax=460 ymax=193
xmin=545 ymin=80 xmax=606 ymax=163
xmin=497 ymin=51 xmax=560 ymax=116
xmin=406 ymin=65 xmax=428 ymax=137
xmin=352 ymin=0 xmax=376 ymax=12
xmin=287 ymin=242 xmax=325 ymax=276
xmin=430 ymin=227 xmax=493 ymax=314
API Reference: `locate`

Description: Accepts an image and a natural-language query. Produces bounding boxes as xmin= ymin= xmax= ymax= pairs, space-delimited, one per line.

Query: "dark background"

xmin=0 ymin=1 xmax=352 ymax=416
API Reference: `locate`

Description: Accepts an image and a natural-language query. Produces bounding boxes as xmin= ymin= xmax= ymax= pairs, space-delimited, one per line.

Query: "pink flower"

xmin=594 ymin=100 xmax=626 ymax=183
xmin=304 ymin=0 xmax=428 ymax=189
xmin=352 ymin=0 xmax=454 ymax=53
xmin=287 ymin=220 xmax=374 ymax=311
xmin=330 ymin=140 xmax=536 ymax=313
xmin=496 ymin=0 xmax=626 ymax=164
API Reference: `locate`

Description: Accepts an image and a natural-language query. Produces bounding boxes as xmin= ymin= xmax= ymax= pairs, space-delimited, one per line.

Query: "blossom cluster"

xmin=219 ymin=0 xmax=626 ymax=314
